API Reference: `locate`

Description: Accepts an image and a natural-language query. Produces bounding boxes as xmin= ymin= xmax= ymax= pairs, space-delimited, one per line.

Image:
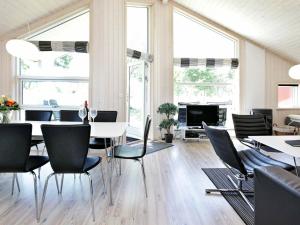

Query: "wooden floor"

xmin=0 ymin=140 xmax=248 ymax=225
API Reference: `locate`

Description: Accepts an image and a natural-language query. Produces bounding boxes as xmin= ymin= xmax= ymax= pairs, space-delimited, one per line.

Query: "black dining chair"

xmin=89 ymin=111 xmax=118 ymax=156
xmin=0 ymin=123 xmax=49 ymax=221
xmin=112 ymin=115 xmax=151 ymax=197
xmin=232 ymin=114 xmax=280 ymax=153
xmin=25 ymin=110 xmax=53 ymax=151
xmin=40 ymin=124 xmax=105 ymax=221
xmin=232 ymin=114 xmax=270 ymax=148
xmin=203 ymin=122 xmax=294 ymax=211
xmin=60 ymin=110 xmax=81 ymax=122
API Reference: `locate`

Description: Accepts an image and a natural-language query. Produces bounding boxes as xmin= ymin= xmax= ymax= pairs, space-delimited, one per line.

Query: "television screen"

xmin=186 ymin=105 xmax=219 ymax=127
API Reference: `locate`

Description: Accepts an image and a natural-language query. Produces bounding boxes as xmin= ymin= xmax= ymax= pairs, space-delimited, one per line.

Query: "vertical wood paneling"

xmin=90 ymin=0 xmax=126 ymax=121
xmin=151 ymin=0 xmax=173 ymax=138
xmin=265 ymin=51 xmax=295 ymax=125
xmin=0 ymin=40 xmax=14 ymax=97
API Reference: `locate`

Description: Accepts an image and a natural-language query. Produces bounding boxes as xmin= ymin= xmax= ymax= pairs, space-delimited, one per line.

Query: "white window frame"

xmin=173 ymin=9 xmax=239 ymax=111
xmin=16 ymin=11 xmax=89 ymax=110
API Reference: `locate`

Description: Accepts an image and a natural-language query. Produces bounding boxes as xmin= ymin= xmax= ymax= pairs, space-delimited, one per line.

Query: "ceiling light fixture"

xmin=289 ymin=64 xmax=300 ymax=80
xmin=6 ymin=39 xmax=40 ymax=61
xmin=5 ymin=22 xmax=40 ymax=61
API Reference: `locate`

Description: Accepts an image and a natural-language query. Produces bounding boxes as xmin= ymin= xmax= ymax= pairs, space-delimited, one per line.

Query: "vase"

xmin=0 ymin=111 xmax=12 ymax=123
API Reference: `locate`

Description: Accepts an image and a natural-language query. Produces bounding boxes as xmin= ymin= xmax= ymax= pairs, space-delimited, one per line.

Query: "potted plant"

xmin=157 ymin=103 xmax=178 ymax=143
xmin=0 ymin=95 xmax=20 ymax=123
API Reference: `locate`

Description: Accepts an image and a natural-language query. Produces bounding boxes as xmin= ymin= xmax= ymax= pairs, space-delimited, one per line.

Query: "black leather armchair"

xmin=255 ymin=166 xmax=300 ymax=225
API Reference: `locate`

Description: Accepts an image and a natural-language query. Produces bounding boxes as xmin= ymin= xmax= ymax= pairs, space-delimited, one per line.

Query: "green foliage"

xmin=20 ymin=59 xmax=30 ymax=71
xmin=157 ymin=103 xmax=178 ymax=134
xmin=54 ymin=54 xmax=73 ymax=69
xmin=159 ymin=118 xmax=178 ymax=134
xmin=174 ymin=67 xmax=235 ymax=97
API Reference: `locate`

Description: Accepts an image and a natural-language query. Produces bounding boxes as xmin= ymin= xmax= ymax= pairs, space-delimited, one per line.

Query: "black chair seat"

xmin=25 ymin=156 xmax=49 ymax=171
xmin=114 ymin=145 xmax=144 ymax=159
xmin=89 ymin=138 xmax=111 ymax=149
xmin=238 ymin=149 xmax=294 ymax=175
xmin=83 ymin=156 xmax=101 ymax=172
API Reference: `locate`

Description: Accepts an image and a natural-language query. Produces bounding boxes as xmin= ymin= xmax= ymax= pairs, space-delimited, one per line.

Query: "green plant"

xmin=157 ymin=103 xmax=178 ymax=134
xmin=54 ymin=54 xmax=73 ymax=69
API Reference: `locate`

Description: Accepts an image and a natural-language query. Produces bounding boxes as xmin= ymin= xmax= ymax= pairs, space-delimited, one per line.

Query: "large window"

xmin=173 ymin=11 xmax=239 ymax=124
xmin=18 ymin=12 xmax=89 ymax=108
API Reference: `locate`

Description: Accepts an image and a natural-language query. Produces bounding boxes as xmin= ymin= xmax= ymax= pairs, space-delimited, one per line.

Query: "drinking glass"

xmin=90 ymin=108 xmax=97 ymax=122
xmin=78 ymin=107 xmax=87 ymax=123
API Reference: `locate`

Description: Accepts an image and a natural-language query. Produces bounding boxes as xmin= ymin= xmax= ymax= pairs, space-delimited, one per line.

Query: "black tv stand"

xmin=182 ymin=127 xmax=206 ymax=141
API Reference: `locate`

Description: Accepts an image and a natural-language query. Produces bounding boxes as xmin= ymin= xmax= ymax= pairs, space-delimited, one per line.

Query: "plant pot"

xmin=0 ymin=111 xmax=12 ymax=123
xmin=164 ymin=133 xmax=173 ymax=143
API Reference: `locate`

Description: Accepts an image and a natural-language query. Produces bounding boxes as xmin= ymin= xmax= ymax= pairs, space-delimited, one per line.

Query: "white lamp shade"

xmin=6 ymin=39 xmax=40 ymax=61
xmin=289 ymin=64 xmax=300 ymax=80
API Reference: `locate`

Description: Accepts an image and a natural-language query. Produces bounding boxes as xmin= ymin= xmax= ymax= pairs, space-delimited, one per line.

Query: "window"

xmin=278 ymin=84 xmax=300 ymax=108
xmin=127 ymin=7 xmax=148 ymax=53
xmin=18 ymin=12 xmax=89 ymax=108
xmin=127 ymin=6 xmax=149 ymax=137
xmin=173 ymin=11 xmax=239 ymax=125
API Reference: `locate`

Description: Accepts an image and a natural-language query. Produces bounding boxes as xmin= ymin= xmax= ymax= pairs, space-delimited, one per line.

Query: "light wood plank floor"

xmin=0 ymin=140 xmax=248 ymax=225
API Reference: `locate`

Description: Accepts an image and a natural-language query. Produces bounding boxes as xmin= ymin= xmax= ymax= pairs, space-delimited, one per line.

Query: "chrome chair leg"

xmin=39 ymin=173 xmax=54 ymax=221
xmin=11 ymin=173 xmax=20 ymax=195
xmin=35 ymin=145 xmax=39 ymax=154
xmin=54 ymin=174 xmax=60 ymax=194
xmin=119 ymin=159 xmax=122 ymax=176
xmin=100 ymin=164 xmax=106 ymax=194
xmin=227 ymin=175 xmax=254 ymax=211
xmin=205 ymin=174 xmax=254 ymax=211
xmin=140 ymin=158 xmax=148 ymax=198
xmin=38 ymin=167 xmax=41 ymax=179
xmin=41 ymin=145 xmax=46 ymax=156
xmin=60 ymin=174 xmax=64 ymax=194
xmin=11 ymin=174 xmax=15 ymax=196
xmin=30 ymin=171 xmax=39 ymax=222
xmin=293 ymin=157 xmax=299 ymax=176
xmin=15 ymin=174 xmax=20 ymax=193
xmin=85 ymin=172 xmax=95 ymax=221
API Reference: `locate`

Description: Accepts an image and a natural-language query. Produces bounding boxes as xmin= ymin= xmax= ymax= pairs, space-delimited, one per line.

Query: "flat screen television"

xmin=186 ymin=105 xmax=219 ymax=127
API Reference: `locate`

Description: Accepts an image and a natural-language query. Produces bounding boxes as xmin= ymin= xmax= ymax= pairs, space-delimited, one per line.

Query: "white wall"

xmin=151 ymin=0 xmax=174 ymax=138
xmin=0 ymin=39 xmax=14 ymax=97
xmin=240 ymin=40 xmax=266 ymax=114
xmin=89 ymin=0 xmax=126 ymax=122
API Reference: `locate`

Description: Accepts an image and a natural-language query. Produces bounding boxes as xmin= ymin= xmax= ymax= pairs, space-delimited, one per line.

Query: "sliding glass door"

xmin=127 ymin=6 xmax=149 ymax=138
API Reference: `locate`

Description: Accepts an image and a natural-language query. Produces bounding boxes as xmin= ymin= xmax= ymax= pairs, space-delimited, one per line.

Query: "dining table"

xmin=250 ymin=135 xmax=300 ymax=176
xmin=13 ymin=120 xmax=128 ymax=205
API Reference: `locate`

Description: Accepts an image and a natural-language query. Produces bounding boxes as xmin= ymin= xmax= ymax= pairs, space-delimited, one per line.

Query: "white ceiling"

xmin=1 ymin=0 xmax=300 ymax=62
xmin=174 ymin=0 xmax=300 ymax=63
xmin=0 ymin=0 xmax=80 ymax=37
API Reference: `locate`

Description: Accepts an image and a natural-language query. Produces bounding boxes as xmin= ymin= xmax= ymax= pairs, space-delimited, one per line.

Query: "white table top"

xmin=250 ymin=135 xmax=300 ymax=158
xmin=13 ymin=121 xmax=128 ymax=138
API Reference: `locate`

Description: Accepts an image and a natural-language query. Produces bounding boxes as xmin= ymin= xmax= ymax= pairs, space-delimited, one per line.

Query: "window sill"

xmin=276 ymin=108 xmax=300 ymax=110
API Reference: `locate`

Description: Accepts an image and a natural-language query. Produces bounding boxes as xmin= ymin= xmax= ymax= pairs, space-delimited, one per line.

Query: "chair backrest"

xmin=25 ymin=110 xmax=52 ymax=121
xmin=254 ymin=166 xmax=300 ymax=225
xmin=232 ymin=114 xmax=269 ymax=139
xmin=41 ymin=124 xmax=91 ymax=173
xmin=60 ymin=110 xmax=81 ymax=122
xmin=0 ymin=123 xmax=32 ymax=172
xmin=203 ymin=122 xmax=247 ymax=175
xmin=251 ymin=108 xmax=273 ymax=135
xmin=94 ymin=111 xmax=118 ymax=122
xmin=141 ymin=115 xmax=152 ymax=157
